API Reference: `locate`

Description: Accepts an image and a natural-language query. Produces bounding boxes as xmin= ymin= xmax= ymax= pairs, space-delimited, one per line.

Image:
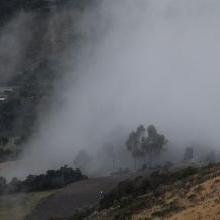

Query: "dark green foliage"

xmin=21 ymin=166 xmax=87 ymax=192
xmin=0 ymin=165 xmax=87 ymax=195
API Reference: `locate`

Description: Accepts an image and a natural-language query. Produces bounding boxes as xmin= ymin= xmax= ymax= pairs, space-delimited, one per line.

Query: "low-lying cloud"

xmin=3 ymin=0 xmax=220 ymax=178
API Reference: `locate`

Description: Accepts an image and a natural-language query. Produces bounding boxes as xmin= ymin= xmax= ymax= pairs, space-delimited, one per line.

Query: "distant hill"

xmin=0 ymin=0 xmax=98 ymax=161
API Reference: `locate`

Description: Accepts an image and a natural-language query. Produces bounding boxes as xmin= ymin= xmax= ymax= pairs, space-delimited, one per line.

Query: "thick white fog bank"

xmin=4 ymin=0 xmax=220 ymax=178
xmin=60 ymin=0 xmax=220 ymax=150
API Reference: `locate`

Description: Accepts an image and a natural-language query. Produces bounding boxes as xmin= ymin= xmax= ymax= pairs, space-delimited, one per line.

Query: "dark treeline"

xmin=0 ymin=165 xmax=87 ymax=195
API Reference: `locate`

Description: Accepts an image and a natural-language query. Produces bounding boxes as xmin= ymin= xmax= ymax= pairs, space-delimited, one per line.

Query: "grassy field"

xmin=0 ymin=190 xmax=56 ymax=220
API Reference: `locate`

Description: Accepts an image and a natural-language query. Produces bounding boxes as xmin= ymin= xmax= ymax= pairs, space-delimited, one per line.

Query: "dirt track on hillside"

xmin=28 ymin=175 xmax=129 ymax=220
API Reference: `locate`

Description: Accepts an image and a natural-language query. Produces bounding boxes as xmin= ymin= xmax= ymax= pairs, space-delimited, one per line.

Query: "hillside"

xmin=0 ymin=165 xmax=87 ymax=220
xmin=82 ymin=164 xmax=220 ymax=220
xmin=0 ymin=190 xmax=56 ymax=220
xmin=134 ymin=170 xmax=220 ymax=220
xmin=28 ymin=176 xmax=129 ymax=220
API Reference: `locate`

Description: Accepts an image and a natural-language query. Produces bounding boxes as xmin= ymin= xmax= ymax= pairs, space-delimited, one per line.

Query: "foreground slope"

xmin=3 ymin=164 xmax=220 ymax=220
xmin=87 ymin=164 xmax=220 ymax=220
xmin=134 ymin=174 xmax=220 ymax=220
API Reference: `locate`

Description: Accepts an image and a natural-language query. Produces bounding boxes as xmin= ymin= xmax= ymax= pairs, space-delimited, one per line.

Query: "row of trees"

xmin=72 ymin=124 xmax=216 ymax=175
xmin=0 ymin=165 xmax=87 ymax=195
xmin=126 ymin=125 xmax=168 ymax=170
xmin=71 ymin=125 xmax=168 ymax=173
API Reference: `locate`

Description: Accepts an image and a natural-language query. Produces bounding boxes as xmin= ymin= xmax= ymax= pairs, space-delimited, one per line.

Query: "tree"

xmin=141 ymin=125 xmax=167 ymax=168
xmin=126 ymin=124 xmax=167 ymax=170
xmin=126 ymin=125 xmax=145 ymax=170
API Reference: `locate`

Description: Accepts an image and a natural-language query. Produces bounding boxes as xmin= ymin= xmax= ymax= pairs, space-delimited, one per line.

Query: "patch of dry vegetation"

xmin=134 ymin=167 xmax=220 ymax=220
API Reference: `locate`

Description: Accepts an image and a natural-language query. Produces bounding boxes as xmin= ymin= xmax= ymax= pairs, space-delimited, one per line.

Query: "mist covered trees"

xmin=142 ymin=125 xmax=168 ymax=166
xmin=126 ymin=125 xmax=167 ymax=170
xmin=126 ymin=125 xmax=146 ymax=170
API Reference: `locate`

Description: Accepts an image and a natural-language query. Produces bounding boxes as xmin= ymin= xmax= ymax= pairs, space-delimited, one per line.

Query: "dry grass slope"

xmin=134 ymin=173 xmax=220 ymax=219
xmin=89 ymin=164 xmax=220 ymax=220
xmin=0 ymin=190 xmax=56 ymax=220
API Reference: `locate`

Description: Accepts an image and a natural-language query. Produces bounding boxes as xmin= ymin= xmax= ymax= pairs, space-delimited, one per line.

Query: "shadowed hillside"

xmin=0 ymin=0 xmax=98 ymax=161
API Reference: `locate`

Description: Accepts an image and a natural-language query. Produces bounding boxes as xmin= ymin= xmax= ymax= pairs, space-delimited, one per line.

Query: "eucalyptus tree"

xmin=126 ymin=124 xmax=167 ymax=170
xmin=141 ymin=125 xmax=167 ymax=167
xmin=125 ymin=125 xmax=145 ymax=170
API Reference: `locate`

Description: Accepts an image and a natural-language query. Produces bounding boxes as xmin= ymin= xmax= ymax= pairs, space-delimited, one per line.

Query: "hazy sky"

xmin=3 ymin=0 xmax=220 ymax=178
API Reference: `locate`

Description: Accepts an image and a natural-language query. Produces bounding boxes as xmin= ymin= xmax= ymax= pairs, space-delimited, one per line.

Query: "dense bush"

xmin=0 ymin=165 xmax=87 ymax=195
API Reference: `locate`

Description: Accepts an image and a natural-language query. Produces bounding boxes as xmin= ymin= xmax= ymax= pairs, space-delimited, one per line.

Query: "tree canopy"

xmin=126 ymin=124 xmax=168 ymax=169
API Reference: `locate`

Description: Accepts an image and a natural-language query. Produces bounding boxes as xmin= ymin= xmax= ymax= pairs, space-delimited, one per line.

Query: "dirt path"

xmin=28 ymin=175 xmax=128 ymax=220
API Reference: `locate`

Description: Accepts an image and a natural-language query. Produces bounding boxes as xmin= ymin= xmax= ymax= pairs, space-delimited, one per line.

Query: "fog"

xmin=2 ymin=0 xmax=220 ymax=178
